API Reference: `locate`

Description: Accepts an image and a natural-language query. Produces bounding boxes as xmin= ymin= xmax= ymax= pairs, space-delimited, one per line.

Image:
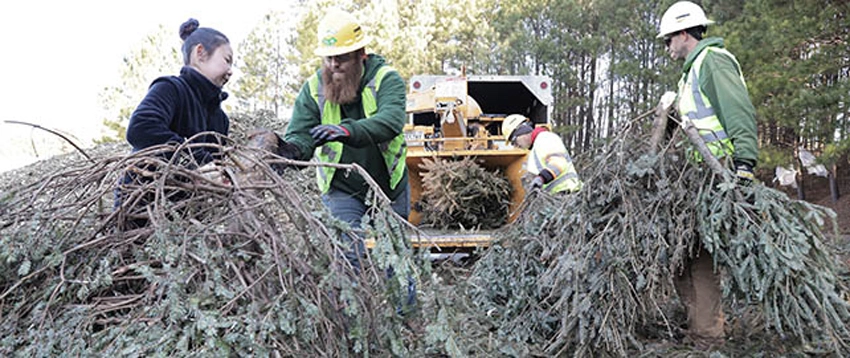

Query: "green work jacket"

xmin=285 ymin=54 xmax=408 ymax=200
xmin=677 ymin=37 xmax=758 ymax=167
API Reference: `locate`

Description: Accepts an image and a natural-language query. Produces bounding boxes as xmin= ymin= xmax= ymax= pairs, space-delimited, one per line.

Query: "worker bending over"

xmin=502 ymin=114 xmax=582 ymax=194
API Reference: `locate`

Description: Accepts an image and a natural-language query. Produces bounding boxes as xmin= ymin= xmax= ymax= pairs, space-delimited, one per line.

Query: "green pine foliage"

xmin=97 ymin=25 xmax=182 ymax=143
xmin=232 ymin=13 xmax=301 ymax=117
xmin=418 ymin=157 xmax=513 ymax=230
xmin=698 ymin=178 xmax=850 ymax=349
xmin=461 ymin=120 xmax=850 ymax=356
xmin=716 ymin=0 xmax=850 ymax=167
xmin=0 ymin=115 xmax=454 ymax=356
xmin=95 ymin=0 xmax=848 ymax=165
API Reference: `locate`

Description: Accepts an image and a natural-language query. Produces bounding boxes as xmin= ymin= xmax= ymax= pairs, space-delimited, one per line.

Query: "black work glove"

xmin=276 ymin=139 xmax=301 ymax=160
xmin=734 ymin=161 xmax=755 ymax=184
xmin=310 ymin=125 xmax=350 ymax=146
xmin=530 ymin=176 xmax=545 ymax=190
xmin=273 ymin=137 xmax=305 ymax=173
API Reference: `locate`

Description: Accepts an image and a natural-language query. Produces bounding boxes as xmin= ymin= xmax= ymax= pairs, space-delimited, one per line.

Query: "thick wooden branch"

xmin=649 ymin=105 xmax=670 ymax=154
xmin=680 ymin=119 xmax=732 ymax=181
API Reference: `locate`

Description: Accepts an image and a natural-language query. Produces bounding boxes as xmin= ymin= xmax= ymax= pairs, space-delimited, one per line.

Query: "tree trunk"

xmin=796 ymin=178 xmax=806 ymax=200
xmin=585 ymin=53 xmax=597 ymax=150
xmin=795 ymin=146 xmax=806 ymax=200
xmin=829 ymin=163 xmax=840 ymax=202
xmin=607 ymin=41 xmax=615 ymax=137
xmin=576 ymin=56 xmax=587 ymax=150
xmin=796 ymin=160 xmax=806 ymax=200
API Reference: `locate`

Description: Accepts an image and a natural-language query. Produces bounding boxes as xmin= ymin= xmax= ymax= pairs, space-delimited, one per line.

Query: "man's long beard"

xmin=322 ymin=61 xmax=363 ymax=105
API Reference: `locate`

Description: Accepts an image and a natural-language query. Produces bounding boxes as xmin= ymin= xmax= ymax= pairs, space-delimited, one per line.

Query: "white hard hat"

xmin=502 ymin=114 xmax=529 ymax=142
xmin=657 ymin=1 xmax=715 ymax=39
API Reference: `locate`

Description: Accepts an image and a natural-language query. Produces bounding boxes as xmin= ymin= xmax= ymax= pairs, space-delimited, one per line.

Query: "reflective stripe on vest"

xmin=677 ymin=47 xmax=745 ymax=161
xmin=528 ymin=133 xmax=582 ymax=194
xmin=309 ymin=65 xmax=407 ymax=194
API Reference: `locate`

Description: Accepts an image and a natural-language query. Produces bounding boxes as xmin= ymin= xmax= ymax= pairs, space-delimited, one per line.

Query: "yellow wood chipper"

xmin=399 ymin=74 xmax=554 ymax=250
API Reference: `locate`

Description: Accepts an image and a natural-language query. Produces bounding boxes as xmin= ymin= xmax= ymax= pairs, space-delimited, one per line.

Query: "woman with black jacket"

xmin=115 ymin=18 xmax=233 ymax=229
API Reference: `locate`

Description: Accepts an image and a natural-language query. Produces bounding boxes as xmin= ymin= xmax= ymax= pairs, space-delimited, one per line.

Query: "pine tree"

xmin=97 ymin=25 xmax=182 ymax=143
xmin=232 ymin=12 xmax=301 ymax=118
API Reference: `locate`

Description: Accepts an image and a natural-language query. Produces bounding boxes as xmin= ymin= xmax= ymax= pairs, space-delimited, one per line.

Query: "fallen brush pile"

xmin=417 ymin=157 xmax=513 ymax=230
xmin=460 ymin=116 xmax=850 ymax=356
xmin=0 ymin=136 xmax=448 ymax=357
xmin=1 ymin=111 xmax=849 ymax=357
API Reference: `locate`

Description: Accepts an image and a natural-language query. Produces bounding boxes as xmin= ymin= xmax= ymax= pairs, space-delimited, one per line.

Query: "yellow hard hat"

xmin=314 ymin=9 xmax=371 ymax=57
xmin=657 ymin=1 xmax=714 ymax=39
xmin=502 ymin=114 xmax=529 ymax=142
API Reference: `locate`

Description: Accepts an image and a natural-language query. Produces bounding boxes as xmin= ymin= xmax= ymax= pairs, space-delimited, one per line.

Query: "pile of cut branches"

xmin=3 ymin=108 xmax=849 ymax=357
xmin=417 ymin=157 xmax=512 ymax=230
xmin=457 ymin=112 xmax=850 ymax=356
xmin=0 ymin=124 xmax=459 ymax=356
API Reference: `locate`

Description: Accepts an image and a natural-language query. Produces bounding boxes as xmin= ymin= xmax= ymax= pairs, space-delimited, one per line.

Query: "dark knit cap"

xmin=509 ymin=123 xmax=534 ymax=142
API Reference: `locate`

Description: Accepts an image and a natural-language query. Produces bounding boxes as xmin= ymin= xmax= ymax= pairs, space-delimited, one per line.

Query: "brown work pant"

xmin=674 ymin=246 xmax=725 ymax=339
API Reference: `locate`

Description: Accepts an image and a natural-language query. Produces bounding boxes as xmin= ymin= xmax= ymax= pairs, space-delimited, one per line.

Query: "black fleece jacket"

xmin=126 ymin=66 xmax=229 ymax=165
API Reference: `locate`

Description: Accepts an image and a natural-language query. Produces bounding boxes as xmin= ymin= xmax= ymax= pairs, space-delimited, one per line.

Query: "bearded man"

xmin=283 ymin=8 xmax=409 ymax=271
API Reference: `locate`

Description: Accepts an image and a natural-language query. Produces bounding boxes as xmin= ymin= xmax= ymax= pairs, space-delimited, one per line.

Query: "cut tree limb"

xmin=680 ymin=119 xmax=732 ymax=181
xmin=649 ymin=103 xmax=670 ymax=154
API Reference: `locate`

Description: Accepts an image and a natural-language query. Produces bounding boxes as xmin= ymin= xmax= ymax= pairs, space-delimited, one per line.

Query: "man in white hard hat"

xmin=657 ymin=1 xmax=758 ymax=348
xmin=283 ymin=8 xmax=409 ymax=273
xmin=502 ymin=114 xmax=582 ymax=194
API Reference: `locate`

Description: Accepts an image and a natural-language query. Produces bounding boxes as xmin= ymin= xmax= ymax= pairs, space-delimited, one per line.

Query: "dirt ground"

xmin=817 ymin=193 xmax=850 ymax=235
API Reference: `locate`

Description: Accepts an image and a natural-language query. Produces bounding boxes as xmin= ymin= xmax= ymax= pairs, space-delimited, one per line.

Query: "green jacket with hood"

xmin=285 ymin=54 xmax=408 ymax=201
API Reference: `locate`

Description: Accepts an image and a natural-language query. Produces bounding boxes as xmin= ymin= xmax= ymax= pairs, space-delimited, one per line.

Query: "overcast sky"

xmin=0 ymin=0 xmax=295 ymax=171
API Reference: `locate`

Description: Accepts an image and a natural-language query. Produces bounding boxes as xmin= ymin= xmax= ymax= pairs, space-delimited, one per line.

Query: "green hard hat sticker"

xmin=322 ymin=37 xmax=337 ymax=46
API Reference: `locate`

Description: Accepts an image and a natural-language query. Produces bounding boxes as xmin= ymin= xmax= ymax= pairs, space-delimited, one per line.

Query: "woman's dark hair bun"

xmin=179 ymin=18 xmax=200 ymax=40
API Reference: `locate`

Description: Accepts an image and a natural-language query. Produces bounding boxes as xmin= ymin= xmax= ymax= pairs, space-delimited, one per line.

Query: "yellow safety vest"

xmin=308 ymin=66 xmax=407 ymax=194
xmin=527 ymin=131 xmax=582 ymax=194
xmin=677 ymin=47 xmax=746 ymax=161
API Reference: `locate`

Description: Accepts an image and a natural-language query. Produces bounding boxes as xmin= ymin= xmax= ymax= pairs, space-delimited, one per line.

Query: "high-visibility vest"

xmin=527 ymin=131 xmax=582 ymax=194
xmin=677 ymin=46 xmax=746 ymax=161
xmin=308 ymin=66 xmax=407 ymax=194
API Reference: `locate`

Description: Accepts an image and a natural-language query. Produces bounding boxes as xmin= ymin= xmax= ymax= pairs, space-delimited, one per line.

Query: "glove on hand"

xmin=735 ymin=161 xmax=755 ymax=183
xmin=198 ymin=162 xmax=230 ymax=185
xmin=310 ymin=125 xmax=350 ymax=146
xmin=276 ymin=139 xmax=302 ymax=160
xmin=530 ymin=176 xmax=545 ymax=190
xmin=272 ymin=138 xmax=305 ymax=173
